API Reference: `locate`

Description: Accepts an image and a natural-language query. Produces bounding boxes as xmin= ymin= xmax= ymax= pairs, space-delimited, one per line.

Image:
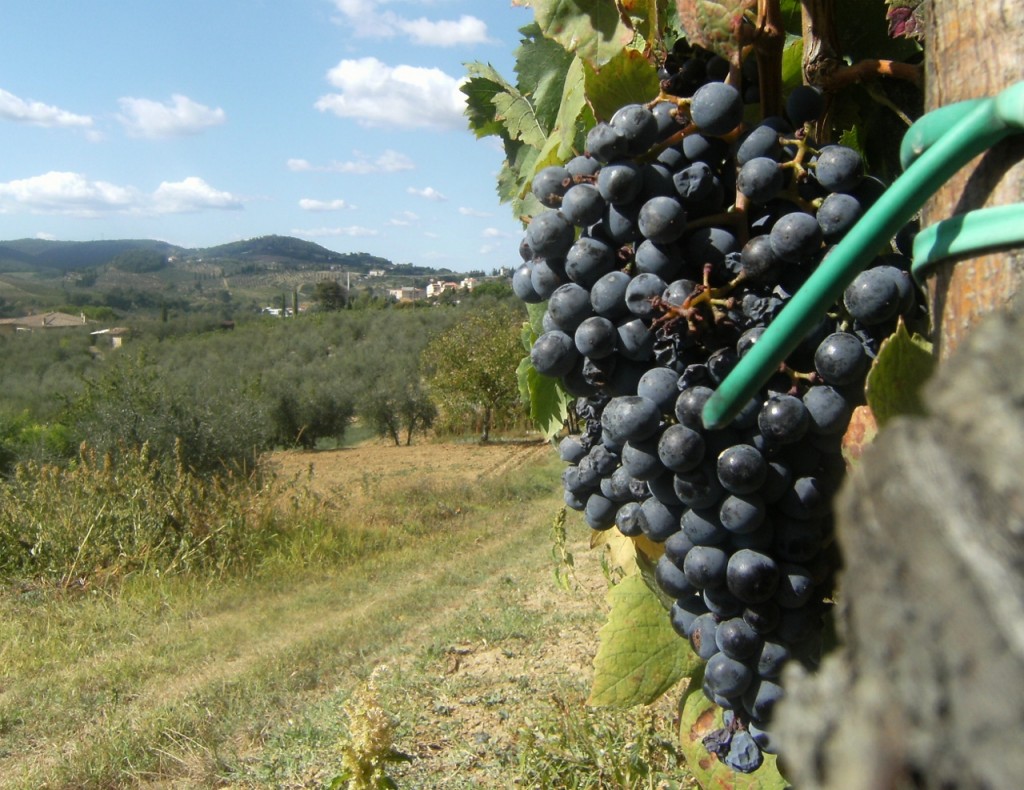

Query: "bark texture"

xmin=922 ymin=0 xmax=1024 ymax=360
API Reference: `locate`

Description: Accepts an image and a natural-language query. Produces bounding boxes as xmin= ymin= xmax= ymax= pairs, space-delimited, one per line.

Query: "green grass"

xmin=0 ymin=446 xmax=692 ymax=789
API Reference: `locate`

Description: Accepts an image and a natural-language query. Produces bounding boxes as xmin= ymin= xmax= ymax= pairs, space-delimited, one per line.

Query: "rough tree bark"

xmin=922 ymin=0 xmax=1024 ymax=359
xmin=773 ymin=3 xmax=1024 ymax=788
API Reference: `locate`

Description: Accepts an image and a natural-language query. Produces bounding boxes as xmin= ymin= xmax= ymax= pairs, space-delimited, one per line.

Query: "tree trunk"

xmin=922 ymin=0 xmax=1024 ymax=360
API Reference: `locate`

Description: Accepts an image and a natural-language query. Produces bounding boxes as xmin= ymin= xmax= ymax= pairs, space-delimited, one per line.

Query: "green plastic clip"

xmin=701 ymin=81 xmax=1024 ymax=430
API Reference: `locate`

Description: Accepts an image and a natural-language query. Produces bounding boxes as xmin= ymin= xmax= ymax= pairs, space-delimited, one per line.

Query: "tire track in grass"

xmin=2 ymin=467 xmax=587 ymax=788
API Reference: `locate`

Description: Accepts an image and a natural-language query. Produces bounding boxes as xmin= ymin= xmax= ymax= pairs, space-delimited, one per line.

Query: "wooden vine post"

xmin=923 ymin=0 xmax=1024 ymax=357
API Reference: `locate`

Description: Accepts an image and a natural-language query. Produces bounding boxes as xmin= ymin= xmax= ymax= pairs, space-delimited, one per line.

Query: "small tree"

xmin=424 ymin=305 xmax=525 ymax=441
xmin=314 ymin=280 xmax=347 ymax=311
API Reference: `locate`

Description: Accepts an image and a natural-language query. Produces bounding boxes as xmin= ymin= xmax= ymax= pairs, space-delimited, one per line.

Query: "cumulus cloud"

xmin=299 ymin=198 xmax=356 ymax=211
xmin=0 ymin=171 xmax=241 ymax=216
xmin=407 ymin=186 xmax=446 ymax=201
xmin=118 ymin=94 xmax=226 ymax=138
xmin=287 ymin=149 xmax=414 ymax=174
xmin=316 ymin=57 xmax=466 ymax=130
xmin=330 ymin=1 xmax=490 ymax=46
xmin=293 ymin=225 xmax=379 ymax=237
xmin=151 ymin=177 xmax=242 ymax=213
xmin=481 ymin=227 xmax=509 ymax=238
xmin=458 ymin=206 xmax=490 ymax=217
xmin=0 ymin=88 xmax=93 ymax=128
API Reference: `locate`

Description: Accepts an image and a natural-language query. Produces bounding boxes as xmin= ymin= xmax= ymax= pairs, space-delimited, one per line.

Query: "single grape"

xmin=658 ymin=423 xmax=706 ymax=473
xmin=670 ymin=593 xmax=709 ymax=637
xmin=814 ymin=331 xmax=868 ymax=386
xmin=814 ymin=145 xmax=864 ymax=193
xmin=737 ymin=157 xmax=784 ymax=204
xmin=717 ymin=444 xmax=768 ymax=494
xmin=638 ymin=195 xmax=687 ymax=244
xmin=602 ymin=395 xmax=662 ymax=444
xmin=561 ymin=183 xmax=607 ymax=227
xmin=639 ymin=496 xmax=684 ymax=542
xmin=724 ymin=731 xmax=764 ymax=773
xmin=526 ymin=209 xmax=575 ymax=259
xmin=610 ymin=103 xmax=660 ymax=155
xmin=634 ymin=239 xmax=683 ymax=280
xmin=531 ymin=165 xmax=572 ymax=208
xmin=676 ymin=386 xmax=715 ymax=429
xmin=616 ymin=317 xmax=656 ymax=361
xmin=681 ymin=504 xmax=729 ymax=546
xmin=774 ymin=562 xmax=814 ymax=608
xmin=802 ymin=385 xmax=851 ymax=435
xmin=656 ymin=554 xmax=695 ymax=598
xmin=704 ymin=584 xmax=745 ymax=618
xmin=625 ymin=272 xmax=668 ymax=318
xmin=590 ymin=270 xmax=632 ymax=319
xmin=715 ymin=617 xmax=763 ymax=661
xmin=786 ymin=85 xmax=824 ymax=127
xmin=769 ymin=211 xmax=823 ymax=263
xmin=615 ymin=500 xmax=644 ymax=537
xmin=758 ymin=394 xmax=811 ymax=445
xmin=530 ymin=330 xmax=578 ymax=377
xmin=621 ymin=435 xmax=664 ymax=481
xmin=727 ymin=548 xmax=780 ymax=604
xmin=598 ymin=161 xmax=644 ymax=205
xmin=843 ymin=265 xmax=903 ymax=325
xmin=720 ymin=493 xmax=766 ymax=534
xmin=512 ymin=262 xmax=543 ymax=303
xmin=688 ymin=612 xmax=721 ymax=660
xmin=585 ymin=121 xmax=627 ymax=163
xmin=546 ymin=282 xmax=593 ymax=333
xmin=817 ymin=192 xmax=863 ymax=242
xmin=739 ymin=235 xmax=780 ymax=282
xmin=705 ymin=652 xmax=754 ymax=697
xmin=637 ymin=366 xmax=682 ymax=413
xmin=675 ymin=464 xmax=726 ymax=510
xmin=565 ymin=235 xmax=616 ymax=288
xmin=757 ymin=640 xmax=791 ymax=679
xmin=690 ymin=81 xmax=744 ymax=136
xmin=584 ymin=493 xmax=617 ymax=530
xmin=558 ymin=436 xmax=586 ymax=464
xmin=736 ymin=124 xmax=783 ymax=166
xmin=573 ymin=316 xmax=617 ymax=359
xmin=529 ymin=257 xmax=566 ymax=300
xmin=673 ymin=161 xmax=717 ymax=203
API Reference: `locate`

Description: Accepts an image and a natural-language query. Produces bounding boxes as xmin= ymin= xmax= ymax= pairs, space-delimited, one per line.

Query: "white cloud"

xmin=330 ymin=1 xmax=490 ymax=46
xmin=287 ymin=149 xmax=414 ymax=174
xmin=35 ymin=231 xmax=58 ymax=241
xmin=482 ymin=227 xmax=509 ymax=238
xmin=0 ymin=171 xmax=138 ymax=215
xmin=299 ymin=198 xmax=356 ymax=211
xmin=388 ymin=210 xmax=419 ymax=226
xmin=407 ymin=186 xmax=446 ymax=201
xmin=0 ymin=171 xmax=241 ymax=216
xmin=397 ymin=15 xmax=490 ymax=47
xmin=316 ymin=57 xmax=466 ymax=130
xmin=118 ymin=94 xmax=226 ymax=138
xmin=0 ymin=88 xmax=93 ymax=128
xmin=151 ymin=177 xmax=242 ymax=213
xmin=459 ymin=206 xmax=490 ymax=217
xmin=293 ymin=225 xmax=380 ymax=237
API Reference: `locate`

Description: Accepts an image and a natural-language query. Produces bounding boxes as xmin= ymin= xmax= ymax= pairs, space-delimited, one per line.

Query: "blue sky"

xmin=0 ymin=0 xmax=534 ymax=272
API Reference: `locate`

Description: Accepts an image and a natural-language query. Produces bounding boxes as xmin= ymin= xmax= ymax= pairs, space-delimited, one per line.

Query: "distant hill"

xmin=0 ymin=234 xmax=464 ymax=277
xmin=0 ymin=238 xmax=183 ymax=272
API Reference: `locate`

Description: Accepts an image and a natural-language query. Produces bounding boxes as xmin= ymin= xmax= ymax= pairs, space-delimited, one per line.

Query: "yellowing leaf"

xmin=588 ymin=572 xmax=700 ymax=707
xmin=583 ymin=46 xmax=662 ymax=122
xmin=677 ymin=678 xmax=790 ymax=788
xmin=519 ymin=0 xmax=637 ymax=68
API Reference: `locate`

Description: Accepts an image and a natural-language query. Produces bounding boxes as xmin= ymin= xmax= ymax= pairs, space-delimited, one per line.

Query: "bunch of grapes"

xmin=513 ymin=52 xmax=924 ymax=773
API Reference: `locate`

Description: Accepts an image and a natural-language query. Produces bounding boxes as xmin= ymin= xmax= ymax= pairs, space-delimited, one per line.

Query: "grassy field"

xmin=0 ymin=440 xmax=690 ymax=789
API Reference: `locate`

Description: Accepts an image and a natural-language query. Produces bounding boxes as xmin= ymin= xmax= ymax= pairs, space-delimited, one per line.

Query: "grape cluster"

xmin=513 ymin=60 xmax=924 ymax=773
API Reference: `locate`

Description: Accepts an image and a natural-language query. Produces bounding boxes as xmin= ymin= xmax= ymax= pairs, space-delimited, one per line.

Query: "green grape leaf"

xmin=620 ymin=0 xmax=667 ymax=45
xmin=514 ymin=22 xmax=577 ymax=135
xmin=677 ymin=677 xmax=789 ymax=788
xmin=493 ymin=90 xmax=548 ymax=150
xmin=583 ymin=45 xmax=662 ymax=122
xmin=780 ymin=33 xmax=803 ymax=94
xmin=675 ymin=0 xmax=756 ymax=62
xmin=865 ymin=317 xmax=935 ymax=427
xmin=462 ymin=64 xmax=511 ymax=139
xmin=517 ymin=0 xmax=637 ymax=68
xmin=588 ymin=572 xmax=700 ymax=707
xmin=516 ymin=355 xmax=571 ymax=439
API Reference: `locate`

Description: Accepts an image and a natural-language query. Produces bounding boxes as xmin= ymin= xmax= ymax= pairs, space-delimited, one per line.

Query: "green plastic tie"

xmin=702 ymin=81 xmax=1024 ymax=430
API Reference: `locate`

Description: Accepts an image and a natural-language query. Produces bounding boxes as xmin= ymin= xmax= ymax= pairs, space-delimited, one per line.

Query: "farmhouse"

xmin=0 ymin=312 xmax=89 ymax=333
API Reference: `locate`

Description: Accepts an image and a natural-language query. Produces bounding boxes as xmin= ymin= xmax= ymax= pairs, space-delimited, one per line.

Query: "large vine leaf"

xmin=516 ymin=356 xmax=571 ymax=439
xmin=514 ymin=22 xmax=578 ymax=135
xmin=588 ymin=571 xmax=700 ymax=707
xmin=583 ymin=45 xmax=662 ymax=122
xmin=677 ymin=678 xmax=789 ymax=788
xmin=674 ymin=0 xmax=756 ymax=63
xmin=865 ymin=317 xmax=935 ymax=427
xmin=515 ymin=0 xmax=637 ymax=68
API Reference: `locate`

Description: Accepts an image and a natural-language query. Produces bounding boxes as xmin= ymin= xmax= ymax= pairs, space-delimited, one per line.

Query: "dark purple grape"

xmin=621 ymin=435 xmax=664 ymax=481
xmin=601 ymin=395 xmax=662 ymax=443
xmin=716 ymin=444 xmax=768 ymax=495
xmin=843 ymin=265 xmax=903 ymax=325
xmin=675 ymin=386 xmax=714 ymax=429
xmin=598 ymin=161 xmax=644 ymax=205
xmin=615 ymin=500 xmax=644 ymax=537
xmin=616 ymin=317 xmax=656 ymax=361
xmin=802 ymin=385 xmax=851 ymax=435
xmin=566 ymin=153 xmax=601 ymax=179
xmin=561 ymin=183 xmax=606 ymax=227
xmin=675 ymin=464 xmax=726 ymax=510
xmin=715 ymin=617 xmax=763 ymax=661
xmin=814 ymin=145 xmax=864 ymax=193
xmin=817 ymin=192 xmax=862 ymax=241
xmin=737 ymin=157 xmax=784 ymax=204
xmin=574 ymin=316 xmax=617 ymax=359
xmin=681 ymin=504 xmax=729 ymax=546
xmin=658 ymin=423 xmax=706 ymax=473
xmin=625 ymin=272 xmax=668 ymax=318
xmin=638 ymin=195 xmax=687 ymax=244
xmin=785 ymin=85 xmax=824 ymax=127
xmin=673 ymin=162 xmax=716 ymax=203
xmin=531 ymin=165 xmax=572 ymax=208
xmin=690 ymin=81 xmax=744 ymax=136
xmin=736 ymin=124 xmax=783 ymax=165
xmin=512 ymin=262 xmax=543 ymax=303
xmin=670 ymin=594 xmax=709 ymax=637
xmin=637 ymin=366 xmax=682 ymax=413
xmin=758 ymin=394 xmax=810 ymax=445
xmin=814 ymin=331 xmax=868 ymax=386
xmin=705 ymin=652 xmax=753 ymax=697
xmin=720 ymin=493 xmax=766 ymax=534
xmin=656 ymin=554 xmax=695 ymax=597
xmin=558 ymin=436 xmax=586 ymax=464
xmin=526 ymin=210 xmax=575 ymax=259
xmin=726 ymin=549 xmax=780 ymax=604
xmin=530 ymin=330 xmax=578 ymax=377
xmin=739 ymin=235 xmax=780 ymax=282
xmin=610 ymin=103 xmax=660 ymax=155
xmin=590 ymin=270 xmax=632 ymax=319
xmin=530 ymin=257 xmax=567 ymax=300
xmin=565 ymin=236 xmax=616 ymax=288
xmin=586 ymin=121 xmax=627 ymax=163
xmin=724 ymin=731 xmax=764 ymax=773
xmin=639 ymin=496 xmax=683 ymax=542
xmin=774 ymin=562 xmax=814 ymax=608
xmin=546 ymin=282 xmax=593 ymax=333
xmin=688 ymin=612 xmax=721 ymax=660
xmin=769 ymin=211 xmax=822 ymax=263
xmin=584 ymin=493 xmax=617 ymax=530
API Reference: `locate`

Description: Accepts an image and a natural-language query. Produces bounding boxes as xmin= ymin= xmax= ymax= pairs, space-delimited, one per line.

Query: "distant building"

xmin=368 ymin=269 xmax=388 ymax=277
xmin=388 ymin=286 xmax=426 ymax=302
xmin=90 ymin=327 xmax=131 ymax=349
xmin=426 ymin=280 xmax=460 ymax=298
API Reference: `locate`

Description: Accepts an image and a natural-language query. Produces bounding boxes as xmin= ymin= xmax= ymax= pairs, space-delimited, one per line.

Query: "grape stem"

xmin=650 ymin=265 xmax=747 ymax=335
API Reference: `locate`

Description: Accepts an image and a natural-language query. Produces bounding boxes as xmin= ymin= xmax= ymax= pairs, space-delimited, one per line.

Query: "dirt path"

xmin=1 ymin=440 xmax=623 ymax=789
